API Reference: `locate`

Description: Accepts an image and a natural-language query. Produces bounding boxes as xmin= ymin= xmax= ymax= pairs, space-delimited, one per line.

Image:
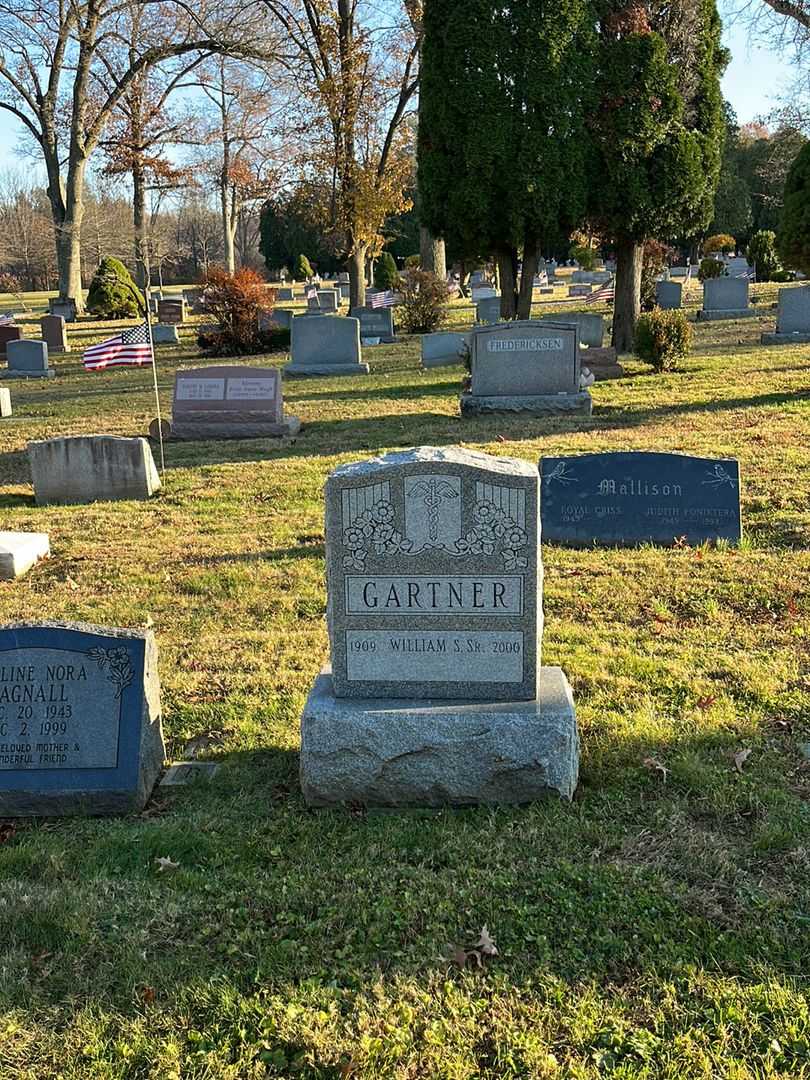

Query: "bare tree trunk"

xmin=51 ymin=159 xmax=87 ymax=312
xmin=420 ymin=226 xmax=446 ymax=279
xmin=612 ymin=236 xmax=643 ymax=352
xmin=517 ymin=240 xmax=538 ymax=321
xmin=496 ymin=249 xmax=518 ymax=319
xmin=349 ymin=244 xmax=367 ymax=308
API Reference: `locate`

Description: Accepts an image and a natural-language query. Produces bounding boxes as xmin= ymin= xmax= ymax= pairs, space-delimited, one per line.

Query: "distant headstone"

xmin=0 ymin=622 xmax=164 ymax=816
xmin=0 ymin=388 xmax=10 ymax=417
xmin=40 ymin=315 xmax=69 ymax=353
xmin=471 ymin=285 xmax=498 ymax=302
xmin=48 ymin=298 xmax=77 ymax=322
xmin=476 ymin=296 xmax=502 ymax=324
xmin=151 ymin=324 xmax=179 ymax=345
xmin=350 ymin=306 xmax=395 ymax=342
xmin=421 ymin=331 xmax=470 ymax=368
xmin=669 ymin=266 xmax=689 ymax=278
xmin=286 ymin=315 xmax=368 ymax=376
xmin=299 ymin=446 xmax=579 ymax=805
xmin=276 ymin=287 xmax=294 ymax=301
xmin=171 ymin=365 xmax=300 ymax=439
xmin=338 ymin=272 xmax=350 ymax=285
xmin=540 ymin=451 xmax=741 ymax=546
xmin=656 ymin=281 xmax=682 ymax=310
xmin=309 ymin=289 xmax=339 ymax=313
xmin=460 ymin=320 xmax=591 ymax=417
xmin=29 ymin=435 xmax=161 ymax=505
xmin=541 ymin=312 xmax=603 ymax=347
xmin=0 ymin=325 xmax=22 ymax=358
xmin=469 ymin=271 xmax=487 ymax=287
xmin=761 ymin=286 xmax=810 ymax=344
xmin=0 ymin=532 xmax=49 ymax=580
xmin=6 ymin=341 xmax=54 ymax=379
xmin=725 ymin=257 xmax=753 ymax=278
xmin=157 ymin=298 xmax=186 ymax=325
xmin=568 ymin=284 xmax=592 ymax=298
xmin=266 ymin=308 xmax=294 ymax=330
xmin=698 ymin=278 xmax=755 ymax=320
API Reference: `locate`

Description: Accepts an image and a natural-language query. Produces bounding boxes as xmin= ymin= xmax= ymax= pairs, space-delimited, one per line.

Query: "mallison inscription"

xmin=541 ymin=451 xmax=742 ymax=546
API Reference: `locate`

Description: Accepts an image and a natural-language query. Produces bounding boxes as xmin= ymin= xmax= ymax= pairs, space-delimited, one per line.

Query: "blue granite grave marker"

xmin=0 ymin=622 xmax=164 ymax=815
xmin=541 ymin=451 xmax=741 ymax=546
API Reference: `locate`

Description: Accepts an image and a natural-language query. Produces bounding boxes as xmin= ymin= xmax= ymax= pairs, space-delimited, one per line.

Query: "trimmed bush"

xmin=87 ymin=258 xmax=145 ymax=319
xmin=634 ymin=308 xmax=692 ymax=372
xmin=397 ymin=269 xmax=450 ymax=334
xmin=198 ymin=267 xmax=280 ymax=356
xmin=294 ymin=254 xmax=313 ymax=280
xmin=374 ymin=251 xmax=400 ymax=291
xmin=771 ymin=269 xmax=795 ymax=283
xmin=404 ymin=254 xmax=421 ymax=269
xmin=747 ymin=230 xmax=781 ymax=282
xmin=570 ymin=244 xmax=598 ymax=271
xmin=698 ymin=257 xmax=725 ymax=282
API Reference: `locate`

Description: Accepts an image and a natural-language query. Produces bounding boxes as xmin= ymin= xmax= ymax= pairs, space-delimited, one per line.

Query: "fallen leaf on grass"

xmin=154 ymin=856 xmax=180 ymax=872
xmin=474 ymin=925 xmax=498 ymax=957
xmin=496 ymin=434 xmax=506 ymax=443
xmin=643 ymin=757 xmax=669 ymax=782
xmin=30 ymin=951 xmax=53 ymax=970
xmin=733 ymin=748 xmax=752 ymax=774
xmin=65 ymin=576 xmax=79 ymax=591
xmin=0 ymin=821 xmax=16 ymax=844
xmin=182 ymin=731 xmax=224 ymax=759
xmin=138 ymin=986 xmax=156 ymax=1004
xmin=450 ymin=926 xmax=498 ymax=970
xmin=696 ymin=695 xmax=717 ymax=711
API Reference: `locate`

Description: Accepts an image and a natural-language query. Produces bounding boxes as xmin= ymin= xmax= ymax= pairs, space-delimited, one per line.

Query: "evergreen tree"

xmin=589 ymin=0 xmax=727 ymax=350
xmin=86 ymin=257 xmax=144 ymax=319
xmin=418 ymin=0 xmax=596 ymax=319
xmin=778 ymin=141 xmax=810 ymax=275
xmin=374 ymin=252 xmax=400 ymax=290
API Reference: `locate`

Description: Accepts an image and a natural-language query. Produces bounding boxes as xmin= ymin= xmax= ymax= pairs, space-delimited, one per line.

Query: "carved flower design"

xmin=87 ymin=646 xmax=134 ymax=699
xmin=473 ymin=501 xmax=498 ymax=525
xmin=371 ymin=500 xmax=395 ymax=524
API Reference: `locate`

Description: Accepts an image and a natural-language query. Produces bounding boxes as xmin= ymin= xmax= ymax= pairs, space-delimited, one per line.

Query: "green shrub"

xmin=397 ymin=269 xmax=450 ymax=334
xmin=86 ymin=257 xmax=144 ymax=319
xmin=771 ymin=269 xmax=795 ymax=283
xmin=570 ymin=244 xmax=598 ymax=271
xmin=374 ymin=251 xmax=400 ymax=290
xmin=404 ymin=254 xmax=421 ymax=269
xmin=746 ymin=230 xmax=781 ymax=281
xmin=779 ymin=142 xmax=810 ymax=275
xmin=698 ymin=257 xmax=725 ymax=282
xmin=294 ymin=254 xmax=313 ymax=280
xmin=634 ymin=308 xmax=692 ymax=372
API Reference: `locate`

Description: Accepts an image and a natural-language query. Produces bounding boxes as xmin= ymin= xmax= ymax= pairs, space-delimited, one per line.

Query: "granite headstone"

xmin=699 ymin=278 xmax=755 ymax=320
xmin=0 ymin=622 xmax=164 ymax=815
xmin=171 ymin=365 xmax=300 ymax=439
xmin=656 ymin=281 xmax=683 ymax=310
xmin=761 ymin=286 xmax=810 ymax=344
xmin=540 ymin=451 xmax=742 ymax=546
xmin=6 ymin=341 xmax=54 ymax=379
xmin=350 ymin=306 xmax=395 ymax=342
xmin=29 ymin=435 xmax=161 ymax=505
xmin=40 ymin=315 xmax=69 ymax=353
xmin=286 ymin=315 xmax=368 ymax=376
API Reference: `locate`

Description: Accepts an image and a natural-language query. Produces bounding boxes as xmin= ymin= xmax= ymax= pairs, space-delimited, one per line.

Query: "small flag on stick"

xmin=83 ymin=322 xmax=154 ymax=371
xmin=370 ymin=290 xmax=397 ymax=309
xmin=585 ymin=279 xmax=615 ymax=304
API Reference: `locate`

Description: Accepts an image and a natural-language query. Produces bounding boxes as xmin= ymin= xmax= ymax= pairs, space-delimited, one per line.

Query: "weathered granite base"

xmin=0 ymin=531 xmax=49 ymax=579
xmin=760 ymin=331 xmax=810 ymax=344
xmin=460 ymin=391 xmax=592 ymax=417
xmin=170 ymin=415 xmax=302 ymax=440
xmin=300 ymin=667 xmax=579 ymax=806
xmin=2 ymin=369 xmax=55 ymax=379
xmin=285 ymin=363 xmax=370 ymax=377
xmin=582 ymin=347 xmax=624 ymax=381
xmin=696 ymin=309 xmax=757 ymax=321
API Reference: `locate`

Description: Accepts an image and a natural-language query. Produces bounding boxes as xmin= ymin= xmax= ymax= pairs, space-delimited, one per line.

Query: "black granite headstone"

xmin=541 ymin=451 xmax=741 ymax=546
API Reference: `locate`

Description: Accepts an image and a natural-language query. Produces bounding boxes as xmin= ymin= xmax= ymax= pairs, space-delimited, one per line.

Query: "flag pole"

xmin=143 ymin=273 xmax=166 ymax=476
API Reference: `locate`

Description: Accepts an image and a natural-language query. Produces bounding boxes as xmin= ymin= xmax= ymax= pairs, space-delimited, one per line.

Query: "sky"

xmin=0 ymin=17 xmax=793 ymax=177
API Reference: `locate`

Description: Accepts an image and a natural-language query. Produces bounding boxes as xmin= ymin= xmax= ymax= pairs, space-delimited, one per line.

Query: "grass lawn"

xmin=0 ymin=284 xmax=808 ymax=1078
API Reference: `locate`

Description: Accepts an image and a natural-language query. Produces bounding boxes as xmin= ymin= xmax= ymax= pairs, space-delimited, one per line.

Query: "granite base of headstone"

xmin=29 ymin=435 xmax=161 ymax=505
xmin=0 ymin=532 xmax=49 ymax=579
xmin=151 ymin=324 xmax=180 ymax=345
xmin=170 ymin=365 xmax=300 ymax=439
xmin=6 ymin=341 xmax=54 ymax=379
xmin=761 ymin=285 xmax=810 ymax=344
xmin=697 ymin=279 xmax=756 ymax=321
xmin=421 ymin=331 xmax=470 ymax=369
xmin=460 ymin=320 xmax=592 ymax=417
xmin=286 ymin=315 xmax=368 ymax=376
xmin=0 ymin=622 xmax=164 ymax=816
xmin=299 ymin=446 xmax=579 ymax=806
xmin=40 ymin=315 xmax=70 ymax=353
xmin=48 ymin=298 xmax=77 ymax=322
xmin=581 ymin=346 xmax=623 ymax=380
xmin=540 ymin=451 xmax=741 ymax=546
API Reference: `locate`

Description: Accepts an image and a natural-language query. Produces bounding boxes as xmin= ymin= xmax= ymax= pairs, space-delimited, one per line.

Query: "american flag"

xmin=83 ymin=321 xmax=153 ymax=371
xmin=585 ymin=279 xmax=615 ymax=304
xmin=305 ymin=284 xmax=318 ymax=300
xmin=535 ymin=270 xmax=548 ymax=286
xmin=370 ymin=290 xmax=396 ymax=309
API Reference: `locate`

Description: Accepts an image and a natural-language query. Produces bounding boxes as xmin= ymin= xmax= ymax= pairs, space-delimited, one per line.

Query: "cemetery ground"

xmin=0 ymin=284 xmax=809 ymax=1078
